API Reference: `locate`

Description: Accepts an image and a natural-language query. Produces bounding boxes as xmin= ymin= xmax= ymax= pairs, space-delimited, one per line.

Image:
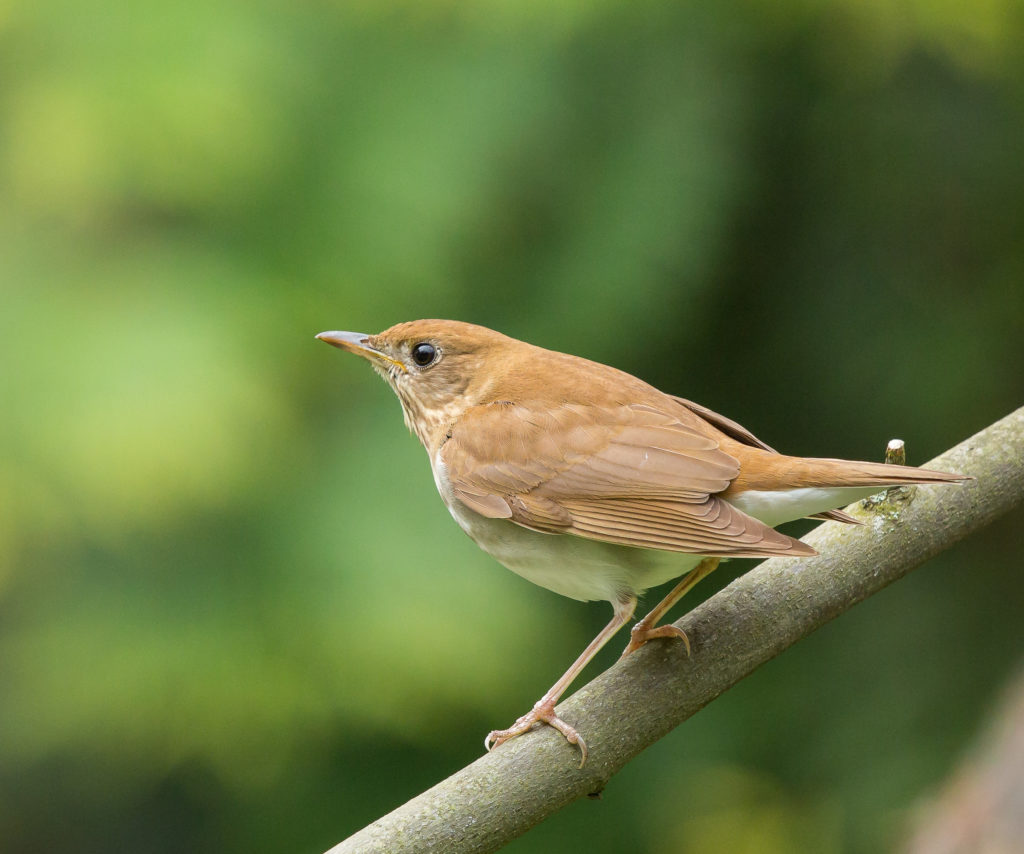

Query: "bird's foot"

xmin=618 ymin=622 xmax=691 ymax=660
xmin=485 ymin=697 xmax=588 ymax=767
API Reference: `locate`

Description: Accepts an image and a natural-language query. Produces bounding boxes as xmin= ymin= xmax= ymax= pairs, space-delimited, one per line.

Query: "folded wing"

xmin=441 ymin=401 xmax=815 ymax=558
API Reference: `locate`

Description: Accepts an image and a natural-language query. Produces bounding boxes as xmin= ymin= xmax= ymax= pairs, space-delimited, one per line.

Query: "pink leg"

xmin=485 ymin=595 xmax=637 ymax=767
xmin=619 ymin=557 xmax=721 ymax=659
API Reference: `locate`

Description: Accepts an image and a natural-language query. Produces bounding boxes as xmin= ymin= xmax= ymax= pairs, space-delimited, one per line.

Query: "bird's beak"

xmin=315 ymin=330 xmax=406 ymax=372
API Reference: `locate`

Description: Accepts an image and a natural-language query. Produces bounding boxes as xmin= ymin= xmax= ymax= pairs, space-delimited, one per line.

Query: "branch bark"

xmin=326 ymin=406 xmax=1024 ymax=854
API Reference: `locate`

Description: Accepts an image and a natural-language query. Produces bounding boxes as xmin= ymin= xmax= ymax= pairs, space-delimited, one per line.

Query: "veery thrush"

xmin=317 ymin=320 xmax=966 ymax=764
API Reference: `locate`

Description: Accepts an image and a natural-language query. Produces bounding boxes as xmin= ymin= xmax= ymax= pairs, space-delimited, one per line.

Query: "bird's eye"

xmin=411 ymin=342 xmax=437 ymax=367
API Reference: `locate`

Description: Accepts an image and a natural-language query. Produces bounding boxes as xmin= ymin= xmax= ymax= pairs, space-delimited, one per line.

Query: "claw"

xmin=619 ymin=622 xmax=691 ymax=660
xmin=484 ymin=699 xmax=589 ymax=767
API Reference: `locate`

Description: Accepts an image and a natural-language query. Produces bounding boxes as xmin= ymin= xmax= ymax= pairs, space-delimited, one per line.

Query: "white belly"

xmin=430 ymin=451 xmax=874 ymax=603
xmin=431 ymin=454 xmax=703 ymax=602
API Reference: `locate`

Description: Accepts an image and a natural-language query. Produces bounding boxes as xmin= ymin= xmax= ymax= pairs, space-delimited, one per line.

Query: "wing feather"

xmin=561 ymin=497 xmax=815 ymax=557
xmin=441 ymin=400 xmax=812 ymax=556
xmin=671 ymin=394 xmax=864 ymax=525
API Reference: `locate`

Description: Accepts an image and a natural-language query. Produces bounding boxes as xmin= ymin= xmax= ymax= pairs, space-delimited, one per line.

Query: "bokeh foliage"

xmin=1 ymin=1 xmax=1022 ymax=852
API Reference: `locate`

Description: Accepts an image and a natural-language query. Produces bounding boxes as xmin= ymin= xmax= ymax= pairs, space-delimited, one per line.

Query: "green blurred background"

xmin=2 ymin=1 xmax=1022 ymax=852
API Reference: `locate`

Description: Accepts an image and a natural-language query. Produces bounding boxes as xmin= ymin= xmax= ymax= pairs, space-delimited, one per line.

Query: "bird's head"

xmin=316 ymin=319 xmax=515 ymax=447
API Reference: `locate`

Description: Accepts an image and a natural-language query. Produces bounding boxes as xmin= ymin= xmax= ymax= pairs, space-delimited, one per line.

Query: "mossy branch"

xmin=326 ymin=406 xmax=1024 ymax=854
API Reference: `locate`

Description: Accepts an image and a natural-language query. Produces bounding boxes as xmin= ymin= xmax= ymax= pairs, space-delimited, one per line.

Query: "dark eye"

xmin=411 ymin=342 xmax=437 ymax=367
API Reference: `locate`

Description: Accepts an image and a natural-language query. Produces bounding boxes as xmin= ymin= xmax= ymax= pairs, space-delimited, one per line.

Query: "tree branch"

xmin=326 ymin=407 xmax=1024 ymax=854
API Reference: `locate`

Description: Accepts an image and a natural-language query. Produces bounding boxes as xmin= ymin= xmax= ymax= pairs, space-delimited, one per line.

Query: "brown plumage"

xmin=317 ymin=319 xmax=968 ymax=764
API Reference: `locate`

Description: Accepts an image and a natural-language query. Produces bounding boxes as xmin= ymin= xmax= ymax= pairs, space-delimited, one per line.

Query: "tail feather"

xmin=812 ymin=507 xmax=862 ymax=525
xmin=724 ymin=446 xmax=970 ymax=495
xmin=725 ymin=457 xmax=969 ymax=528
xmin=799 ymin=458 xmax=969 ymax=487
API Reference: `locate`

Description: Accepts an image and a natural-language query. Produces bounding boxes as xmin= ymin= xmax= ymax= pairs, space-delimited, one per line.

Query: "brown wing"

xmin=560 ymin=496 xmax=812 ymax=557
xmin=672 ymin=395 xmax=862 ymax=526
xmin=671 ymin=395 xmax=779 ymax=452
xmin=441 ymin=401 xmax=815 ymax=558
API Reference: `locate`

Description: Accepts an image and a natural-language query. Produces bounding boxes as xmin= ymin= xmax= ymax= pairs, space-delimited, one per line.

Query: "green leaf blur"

xmin=1 ymin=1 xmax=1022 ymax=852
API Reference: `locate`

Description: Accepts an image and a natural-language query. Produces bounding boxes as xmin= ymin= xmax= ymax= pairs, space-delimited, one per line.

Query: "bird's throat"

xmin=388 ymin=378 xmax=467 ymax=449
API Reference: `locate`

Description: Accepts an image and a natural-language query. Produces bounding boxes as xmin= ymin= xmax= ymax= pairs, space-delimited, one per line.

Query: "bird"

xmin=316 ymin=319 xmax=967 ymax=765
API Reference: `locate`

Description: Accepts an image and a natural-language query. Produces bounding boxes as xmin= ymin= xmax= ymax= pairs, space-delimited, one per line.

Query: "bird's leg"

xmin=619 ymin=557 xmax=721 ymax=659
xmin=485 ymin=595 xmax=637 ymax=767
